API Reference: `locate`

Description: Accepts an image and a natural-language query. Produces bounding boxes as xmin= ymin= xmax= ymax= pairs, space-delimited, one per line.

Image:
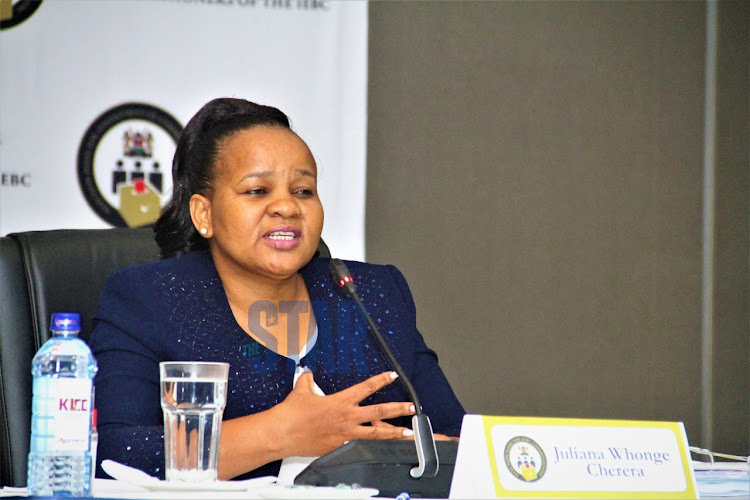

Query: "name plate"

xmin=449 ymin=415 xmax=697 ymax=499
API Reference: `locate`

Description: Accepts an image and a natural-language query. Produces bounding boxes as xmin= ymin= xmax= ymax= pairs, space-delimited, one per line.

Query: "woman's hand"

xmin=270 ymin=370 xmax=416 ymax=458
xmin=218 ymin=370 xmax=416 ymax=480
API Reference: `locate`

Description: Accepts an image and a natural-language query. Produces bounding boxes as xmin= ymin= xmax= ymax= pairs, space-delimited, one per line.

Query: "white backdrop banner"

xmin=0 ymin=0 xmax=367 ymax=261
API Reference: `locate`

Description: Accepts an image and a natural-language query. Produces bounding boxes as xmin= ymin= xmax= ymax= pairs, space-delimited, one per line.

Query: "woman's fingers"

xmin=371 ymin=419 xmax=415 ymax=439
xmin=289 ymin=371 xmax=413 ymax=424
xmin=358 ymin=401 xmax=415 ymax=424
xmin=352 ymin=421 xmax=412 ymax=440
xmin=371 ymin=421 xmax=458 ymax=441
xmin=335 ymin=371 xmax=399 ymax=403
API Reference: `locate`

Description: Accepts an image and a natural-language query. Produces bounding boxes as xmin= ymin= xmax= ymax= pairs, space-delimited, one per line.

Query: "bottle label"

xmin=31 ymin=377 xmax=92 ymax=452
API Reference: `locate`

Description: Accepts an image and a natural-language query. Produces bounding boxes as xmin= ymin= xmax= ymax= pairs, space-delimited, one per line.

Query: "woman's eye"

xmin=245 ymin=188 xmax=267 ymax=195
xmin=294 ymin=188 xmax=314 ymax=197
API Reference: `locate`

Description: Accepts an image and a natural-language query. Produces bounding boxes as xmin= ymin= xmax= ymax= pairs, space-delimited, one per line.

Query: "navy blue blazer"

xmin=89 ymin=250 xmax=465 ymax=480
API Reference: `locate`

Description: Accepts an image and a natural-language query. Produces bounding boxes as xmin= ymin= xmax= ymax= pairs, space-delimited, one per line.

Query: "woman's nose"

xmin=267 ymin=193 xmax=300 ymax=218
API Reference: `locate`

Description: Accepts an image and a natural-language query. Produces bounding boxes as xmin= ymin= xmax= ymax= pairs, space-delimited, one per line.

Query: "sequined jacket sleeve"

xmin=89 ymin=261 xmax=175 ymax=480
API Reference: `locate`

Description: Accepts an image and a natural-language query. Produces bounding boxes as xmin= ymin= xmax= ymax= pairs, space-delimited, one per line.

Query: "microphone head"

xmin=329 ymin=258 xmax=356 ymax=292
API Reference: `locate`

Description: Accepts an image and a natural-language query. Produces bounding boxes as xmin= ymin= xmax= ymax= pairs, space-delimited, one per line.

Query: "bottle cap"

xmin=50 ymin=312 xmax=81 ymax=333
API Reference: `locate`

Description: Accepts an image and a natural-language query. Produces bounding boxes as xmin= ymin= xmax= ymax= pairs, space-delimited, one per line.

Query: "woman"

xmin=89 ymin=97 xmax=465 ymax=481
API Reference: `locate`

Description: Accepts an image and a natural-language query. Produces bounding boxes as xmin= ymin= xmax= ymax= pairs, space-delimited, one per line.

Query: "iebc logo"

xmin=504 ymin=436 xmax=548 ymax=482
xmin=78 ymin=103 xmax=182 ymax=228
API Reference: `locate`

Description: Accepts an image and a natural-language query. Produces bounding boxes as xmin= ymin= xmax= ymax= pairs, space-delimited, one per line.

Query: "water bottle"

xmin=27 ymin=312 xmax=98 ymax=497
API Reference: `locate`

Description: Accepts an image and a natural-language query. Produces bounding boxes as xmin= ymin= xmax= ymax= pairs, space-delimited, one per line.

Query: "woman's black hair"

xmin=154 ymin=98 xmax=291 ymax=259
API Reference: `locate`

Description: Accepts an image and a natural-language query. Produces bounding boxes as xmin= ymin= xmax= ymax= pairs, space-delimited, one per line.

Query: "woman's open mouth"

xmin=263 ymin=227 xmax=301 ymax=249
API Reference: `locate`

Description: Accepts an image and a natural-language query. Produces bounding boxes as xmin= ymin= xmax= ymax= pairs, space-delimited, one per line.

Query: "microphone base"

xmin=294 ymin=440 xmax=458 ymax=498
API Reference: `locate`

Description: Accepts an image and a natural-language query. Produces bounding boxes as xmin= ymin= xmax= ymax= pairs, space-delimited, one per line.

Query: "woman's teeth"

xmin=268 ymin=231 xmax=296 ymax=241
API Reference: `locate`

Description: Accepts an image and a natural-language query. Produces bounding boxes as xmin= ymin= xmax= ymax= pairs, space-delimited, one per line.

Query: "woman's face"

xmin=193 ymin=125 xmax=324 ymax=282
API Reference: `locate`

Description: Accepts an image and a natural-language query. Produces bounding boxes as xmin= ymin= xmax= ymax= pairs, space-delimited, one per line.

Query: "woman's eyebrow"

xmin=240 ymin=170 xmax=273 ymax=180
xmin=295 ymin=168 xmax=316 ymax=178
xmin=239 ymin=168 xmax=315 ymax=181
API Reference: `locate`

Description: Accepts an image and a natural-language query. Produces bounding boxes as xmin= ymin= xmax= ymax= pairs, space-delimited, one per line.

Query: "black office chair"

xmin=0 ymin=227 xmax=330 ymax=487
xmin=0 ymin=228 xmax=161 ymax=487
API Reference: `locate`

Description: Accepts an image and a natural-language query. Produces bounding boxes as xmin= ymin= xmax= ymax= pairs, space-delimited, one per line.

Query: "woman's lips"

xmin=263 ymin=227 xmax=301 ymax=249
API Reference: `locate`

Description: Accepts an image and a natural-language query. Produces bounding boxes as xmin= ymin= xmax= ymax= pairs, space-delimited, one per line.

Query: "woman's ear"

xmin=190 ymin=194 xmax=212 ymax=238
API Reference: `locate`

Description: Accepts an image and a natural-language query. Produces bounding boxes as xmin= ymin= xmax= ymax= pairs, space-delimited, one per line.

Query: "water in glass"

xmin=160 ymin=366 xmax=228 ymax=482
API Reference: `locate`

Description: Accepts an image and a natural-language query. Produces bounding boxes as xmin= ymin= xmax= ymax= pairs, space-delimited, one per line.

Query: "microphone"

xmin=328 ymin=258 xmax=439 ymax=478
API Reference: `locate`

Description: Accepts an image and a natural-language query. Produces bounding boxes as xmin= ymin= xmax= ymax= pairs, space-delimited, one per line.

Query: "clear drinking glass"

xmin=159 ymin=361 xmax=229 ymax=482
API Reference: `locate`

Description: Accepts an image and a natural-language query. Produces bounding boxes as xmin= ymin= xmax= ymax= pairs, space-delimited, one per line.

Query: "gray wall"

xmin=366 ymin=0 xmax=748 ymax=454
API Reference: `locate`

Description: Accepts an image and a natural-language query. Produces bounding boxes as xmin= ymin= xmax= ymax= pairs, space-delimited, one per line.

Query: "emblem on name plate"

xmin=504 ymin=435 xmax=547 ymax=482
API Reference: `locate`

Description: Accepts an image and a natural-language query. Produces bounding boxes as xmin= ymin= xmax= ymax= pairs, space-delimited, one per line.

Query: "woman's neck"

xmin=222 ymin=269 xmax=307 ymax=306
xmin=217 ymin=264 xmax=315 ymax=359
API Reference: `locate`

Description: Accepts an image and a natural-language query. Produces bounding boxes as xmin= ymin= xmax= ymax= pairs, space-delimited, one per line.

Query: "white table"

xmin=1 ymin=479 xmax=389 ymax=499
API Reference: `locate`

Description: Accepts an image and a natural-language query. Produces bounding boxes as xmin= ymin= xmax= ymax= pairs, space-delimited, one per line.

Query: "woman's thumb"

xmin=294 ymin=369 xmax=316 ymax=392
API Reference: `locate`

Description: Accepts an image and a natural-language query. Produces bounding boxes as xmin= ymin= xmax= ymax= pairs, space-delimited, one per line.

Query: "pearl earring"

xmin=200 ymin=228 xmax=207 ymax=235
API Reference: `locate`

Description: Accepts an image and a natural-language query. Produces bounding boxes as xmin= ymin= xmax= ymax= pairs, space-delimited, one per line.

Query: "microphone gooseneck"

xmin=328 ymin=258 xmax=439 ymax=478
